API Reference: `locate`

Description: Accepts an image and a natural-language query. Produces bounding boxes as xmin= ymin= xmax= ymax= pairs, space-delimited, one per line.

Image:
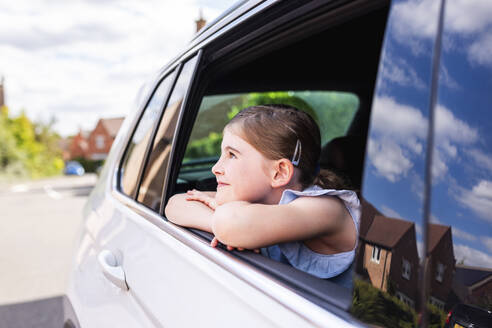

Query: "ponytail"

xmin=312 ymin=168 xmax=355 ymax=191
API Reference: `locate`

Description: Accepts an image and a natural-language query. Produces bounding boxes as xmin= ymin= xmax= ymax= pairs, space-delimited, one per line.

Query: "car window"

xmin=119 ymin=71 xmax=177 ymax=198
xmin=162 ymin=0 xmax=390 ymax=317
xmin=137 ymin=55 xmax=199 ymax=211
xmin=352 ymin=0 xmax=440 ymax=326
xmin=176 ymin=91 xmax=359 ymax=193
xmin=428 ymin=0 xmax=492 ymax=322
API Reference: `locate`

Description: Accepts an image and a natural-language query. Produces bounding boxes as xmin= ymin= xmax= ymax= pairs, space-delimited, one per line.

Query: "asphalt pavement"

xmin=0 ymin=174 xmax=97 ymax=327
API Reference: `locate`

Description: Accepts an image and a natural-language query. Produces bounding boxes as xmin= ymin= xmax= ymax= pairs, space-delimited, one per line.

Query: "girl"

xmin=165 ymin=104 xmax=360 ymax=287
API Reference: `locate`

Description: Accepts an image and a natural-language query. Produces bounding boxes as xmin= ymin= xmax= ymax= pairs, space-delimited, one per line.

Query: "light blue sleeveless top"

xmin=261 ymin=185 xmax=360 ymax=288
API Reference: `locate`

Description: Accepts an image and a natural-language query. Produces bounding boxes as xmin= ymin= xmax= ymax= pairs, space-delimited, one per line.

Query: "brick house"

xmin=452 ymin=264 xmax=492 ymax=309
xmin=0 ymin=76 xmax=5 ymax=107
xmin=87 ymin=117 xmax=124 ymax=160
xmin=69 ymin=130 xmax=90 ymax=160
xmin=426 ymin=224 xmax=455 ymax=310
xmin=360 ymin=215 xmax=420 ymax=308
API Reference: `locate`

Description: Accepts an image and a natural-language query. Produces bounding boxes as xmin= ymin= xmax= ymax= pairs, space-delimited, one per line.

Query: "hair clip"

xmin=291 ymin=139 xmax=302 ymax=166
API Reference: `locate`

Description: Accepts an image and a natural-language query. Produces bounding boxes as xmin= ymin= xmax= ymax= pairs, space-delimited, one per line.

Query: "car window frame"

xmin=116 ymin=67 xmax=180 ymax=199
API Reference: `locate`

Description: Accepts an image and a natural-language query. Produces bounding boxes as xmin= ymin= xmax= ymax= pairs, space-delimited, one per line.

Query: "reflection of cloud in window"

xmin=380 ymin=53 xmax=426 ymax=89
xmin=453 ymin=227 xmax=477 ymax=242
xmin=468 ymin=32 xmax=492 ymax=67
xmin=482 ymin=236 xmax=492 ymax=253
xmin=368 ymin=139 xmax=413 ymax=182
xmin=392 ymin=0 xmax=438 ymax=38
xmin=410 ymin=171 xmax=424 ymax=200
xmin=372 ymin=97 xmax=427 ymax=139
xmin=381 ymin=205 xmax=404 ymax=220
xmin=454 ymin=243 xmax=492 ymax=267
xmin=459 ymin=180 xmax=492 ymax=222
xmin=435 ymin=105 xmax=478 ymax=143
xmin=368 ymin=96 xmax=426 ymax=182
xmin=439 ymin=64 xmax=460 ymax=89
xmin=391 ymin=0 xmax=438 ymax=55
xmin=467 ymin=148 xmax=492 ymax=173
xmin=445 ymin=0 xmax=492 ymax=35
xmin=433 ymin=105 xmax=478 ymax=180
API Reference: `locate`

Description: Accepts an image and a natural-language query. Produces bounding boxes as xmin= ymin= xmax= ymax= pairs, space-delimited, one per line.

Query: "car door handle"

xmin=98 ymin=250 xmax=129 ymax=291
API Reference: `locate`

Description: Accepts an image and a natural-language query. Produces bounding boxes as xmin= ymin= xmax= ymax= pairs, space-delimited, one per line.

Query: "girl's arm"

xmin=164 ymin=191 xmax=217 ymax=232
xmin=212 ymin=196 xmax=347 ymax=249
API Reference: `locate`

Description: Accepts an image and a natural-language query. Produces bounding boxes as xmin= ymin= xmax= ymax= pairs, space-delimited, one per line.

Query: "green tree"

xmin=0 ymin=106 xmax=64 ymax=180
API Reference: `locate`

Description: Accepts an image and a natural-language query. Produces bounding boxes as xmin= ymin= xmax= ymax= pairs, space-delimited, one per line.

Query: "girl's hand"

xmin=186 ymin=189 xmax=217 ymax=210
xmin=210 ymin=237 xmax=260 ymax=253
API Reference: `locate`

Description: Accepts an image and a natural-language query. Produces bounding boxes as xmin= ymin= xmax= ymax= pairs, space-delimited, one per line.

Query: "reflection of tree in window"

xmin=138 ymin=99 xmax=182 ymax=210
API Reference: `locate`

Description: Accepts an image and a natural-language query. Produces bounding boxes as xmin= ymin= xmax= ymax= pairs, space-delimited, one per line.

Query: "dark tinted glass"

xmin=120 ymin=72 xmax=176 ymax=198
xmin=137 ymin=56 xmax=198 ymax=211
xmin=352 ymin=0 xmax=440 ymax=325
xmin=427 ymin=0 xmax=492 ymax=319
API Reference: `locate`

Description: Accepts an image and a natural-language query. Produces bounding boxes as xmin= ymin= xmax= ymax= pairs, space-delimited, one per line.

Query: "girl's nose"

xmin=212 ymin=159 xmax=223 ymax=176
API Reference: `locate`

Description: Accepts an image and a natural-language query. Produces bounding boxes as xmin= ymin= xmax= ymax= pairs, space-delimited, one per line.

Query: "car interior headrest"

xmin=319 ymin=135 xmax=366 ymax=189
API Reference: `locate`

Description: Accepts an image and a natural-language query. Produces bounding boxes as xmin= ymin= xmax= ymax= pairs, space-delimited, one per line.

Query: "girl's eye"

xmin=229 ymin=151 xmax=236 ymax=159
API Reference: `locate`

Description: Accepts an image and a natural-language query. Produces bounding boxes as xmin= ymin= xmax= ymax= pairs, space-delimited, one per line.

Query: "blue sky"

xmin=363 ymin=0 xmax=492 ymax=268
xmin=0 ymin=0 xmax=232 ymax=136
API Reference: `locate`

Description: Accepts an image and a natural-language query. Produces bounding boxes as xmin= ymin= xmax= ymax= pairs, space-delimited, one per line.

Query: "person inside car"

xmin=165 ymin=104 xmax=360 ymax=287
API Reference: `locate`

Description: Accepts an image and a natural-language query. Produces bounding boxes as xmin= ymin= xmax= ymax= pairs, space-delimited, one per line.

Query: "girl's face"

xmin=212 ymin=127 xmax=276 ymax=205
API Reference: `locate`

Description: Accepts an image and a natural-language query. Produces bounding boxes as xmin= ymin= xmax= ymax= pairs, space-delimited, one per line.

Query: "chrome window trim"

xmin=110 ymin=188 xmax=362 ymax=328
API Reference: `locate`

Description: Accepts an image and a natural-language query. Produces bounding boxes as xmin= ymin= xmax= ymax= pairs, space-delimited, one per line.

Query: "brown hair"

xmin=227 ymin=104 xmax=348 ymax=189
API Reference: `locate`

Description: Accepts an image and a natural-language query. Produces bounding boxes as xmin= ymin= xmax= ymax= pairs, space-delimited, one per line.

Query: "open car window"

xmin=177 ymin=91 xmax=359 ymax=194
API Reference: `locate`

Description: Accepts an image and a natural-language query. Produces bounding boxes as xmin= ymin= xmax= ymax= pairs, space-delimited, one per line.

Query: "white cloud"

xmin=368 ymin=138 xmax=413 ymax=182
xmin=432 ymin=105 xmax=478 ymax=181
xmin=371 ymin=96 xmax=427 ymax=141
xmin=445 ymin=0 xmax=492 ymax=35
xmin=468 ymin=32 xmax=492 ymax=67
xmin=380 ymin=205 xmax=404 ymax=220
xmin=452 ymin=227 xmax=476 ymax=242
xmin=380 ymin=54 xmax=426 ymax=89
xmin=0 ymin=0 xmax=228 ymax=136
xmin=439 ymin=64 xmax=460 ymax=89
xmin=459 ymin=180 xmax=492 ymax=222
xmin=391 ymin=0 xmax=439 ymax=40
xmin=368 ymin=96 xmax=426 ymax=182
xmin=454 ymin=243 xmax=492 ymax=267
xmin=435 ymin=105 xmax=478 ymax=144
xmin=467 ymin=148 xmax=492 ymax=173
xmin=482 ymin=236 xmax=492 ymax=253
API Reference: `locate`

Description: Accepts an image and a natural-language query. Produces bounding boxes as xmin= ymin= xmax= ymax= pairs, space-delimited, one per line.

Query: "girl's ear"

xmin=271 ymin=158 xmax=294 ymax=188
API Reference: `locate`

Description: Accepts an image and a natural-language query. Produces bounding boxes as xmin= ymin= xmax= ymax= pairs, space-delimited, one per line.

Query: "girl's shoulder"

xmin=280 ymin=185 xmax=359 ymax=206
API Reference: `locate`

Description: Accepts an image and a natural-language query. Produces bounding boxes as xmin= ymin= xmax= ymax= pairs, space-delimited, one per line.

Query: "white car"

xmin=66 ymin=0 xmax=492 ymax=327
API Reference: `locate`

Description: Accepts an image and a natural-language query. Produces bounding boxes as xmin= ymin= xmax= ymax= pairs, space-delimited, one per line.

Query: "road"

xmin=0 ymin=174 xmax=97 ymax=327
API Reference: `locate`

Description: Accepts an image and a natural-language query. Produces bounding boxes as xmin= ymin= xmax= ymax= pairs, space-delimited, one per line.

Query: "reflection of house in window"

xmin=358 ymin=215 xmax=419 ymax=307
xmin=451 ymin=264 xmax=492 ymax=309
xmin=396 ymin=291 xmax=414 ymax=308
xmin=402 ymin=258 xmax=411 ymax=280
xmin=371 ymin=246 xmax=381 ymax=263
xmin=429 ymin=296 xmax=444 ymax=310
xmin=427 ymin=224 xmax=455 ymax=311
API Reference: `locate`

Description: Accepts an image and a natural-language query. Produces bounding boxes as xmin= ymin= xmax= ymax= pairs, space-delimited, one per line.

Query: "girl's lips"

xmin=217 ymin=182 xmax=229 ymax=188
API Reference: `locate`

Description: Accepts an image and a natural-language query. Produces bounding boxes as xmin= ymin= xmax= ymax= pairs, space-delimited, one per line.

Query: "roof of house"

xmin=364 ymin=215 xmax=414 ymax=249
xmin=427 ymin=223 xmax=450 ymax=253
xmin=101 ymin=117 xmax=125 ymax=137
xmin=454 ymin=264 xmax=492 ymax=287
xmin=359 ymin=198 xmax=381 ymax=238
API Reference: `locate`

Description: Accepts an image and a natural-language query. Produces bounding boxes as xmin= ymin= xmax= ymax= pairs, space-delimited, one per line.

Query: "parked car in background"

xmin=65 ymin=0 xmax=492 ymax=327
xmin=64 ymin=161 xmax=84 ymax=176
xmin=444 ymin=303 xmax=492 ymax=328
